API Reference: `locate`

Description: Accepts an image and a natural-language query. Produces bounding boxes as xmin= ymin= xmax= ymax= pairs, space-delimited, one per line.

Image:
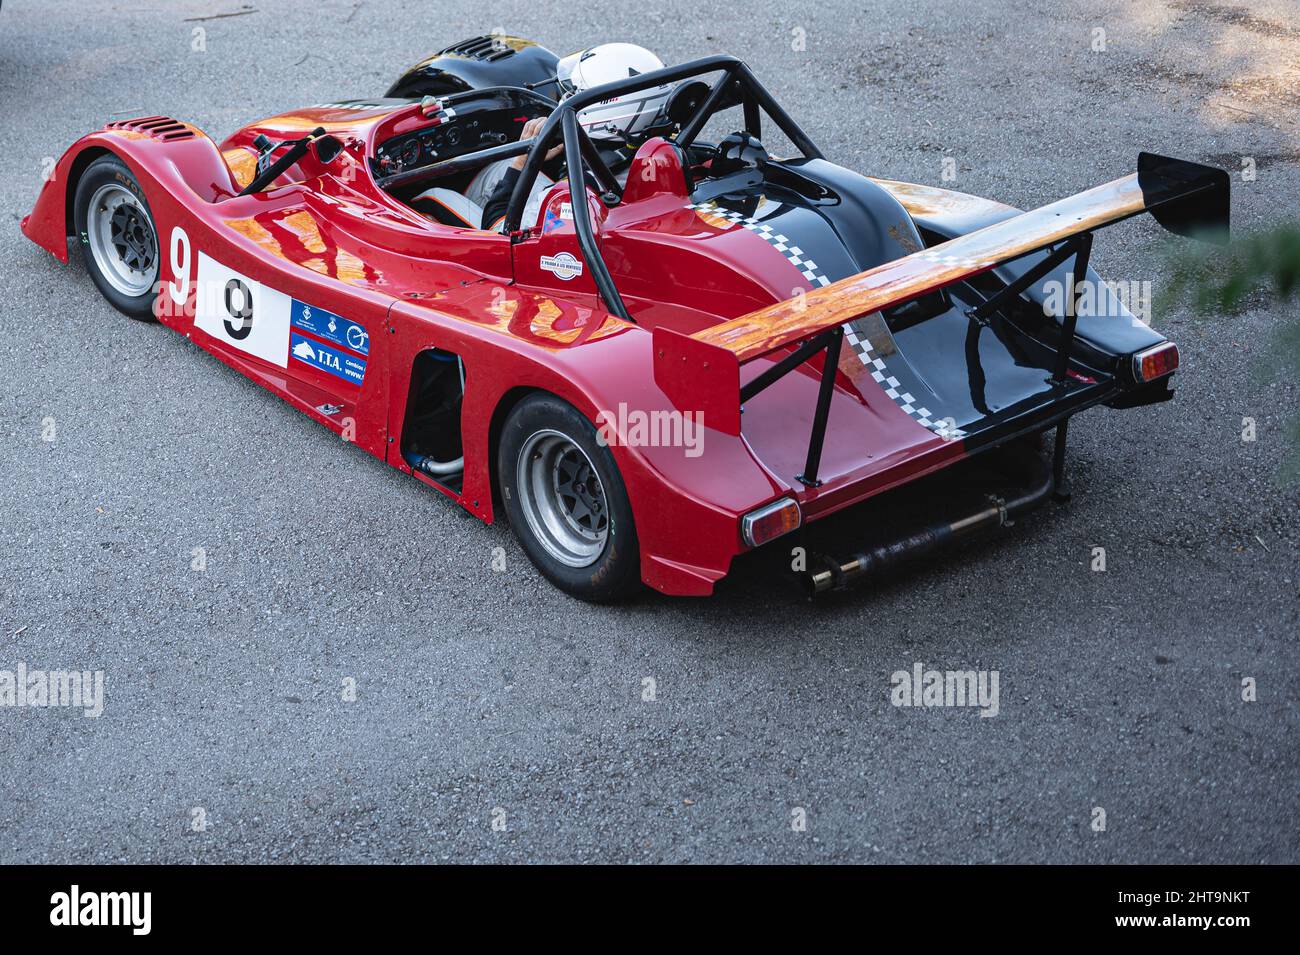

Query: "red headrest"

xmin=621 ymin=137 xmax=690 ymax=203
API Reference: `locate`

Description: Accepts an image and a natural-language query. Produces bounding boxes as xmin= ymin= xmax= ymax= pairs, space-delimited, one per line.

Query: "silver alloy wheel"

xmin=86 ymin=183 xmax=158 ymax=297
xmin=516 ymin=429 xmax=610 ymax=568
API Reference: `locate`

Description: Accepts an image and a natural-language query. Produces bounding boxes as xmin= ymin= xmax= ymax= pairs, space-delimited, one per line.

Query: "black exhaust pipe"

xmin=800 ymin=448 xmax=1056 ymax=596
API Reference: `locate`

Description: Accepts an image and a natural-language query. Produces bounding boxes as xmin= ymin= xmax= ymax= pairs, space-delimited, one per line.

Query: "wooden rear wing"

xmin=653 ymin=153 xmax=1229 ymax=446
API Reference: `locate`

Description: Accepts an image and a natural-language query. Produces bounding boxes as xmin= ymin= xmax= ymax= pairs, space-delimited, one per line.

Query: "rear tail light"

xmin=1133 ymin=342 xmax=1179 ymax=383
xmin=741 ymin=497 xmax=802 ymax=548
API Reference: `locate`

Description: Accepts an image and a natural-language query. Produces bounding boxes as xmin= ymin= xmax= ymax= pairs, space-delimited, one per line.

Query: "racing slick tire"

xmin=498 ymin=393 xmax=641 ymax=602
xmin=73 ymin=155 xmax=160 ymax=321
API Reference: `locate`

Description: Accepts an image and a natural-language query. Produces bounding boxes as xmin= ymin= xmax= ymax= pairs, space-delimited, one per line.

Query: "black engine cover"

xmin=386 ymin=35 xmax=561 ymax=99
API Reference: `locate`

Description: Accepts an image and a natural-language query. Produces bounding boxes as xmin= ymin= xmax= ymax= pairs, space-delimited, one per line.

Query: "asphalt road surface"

xmin=1 ymin=0 xmax=1296 ymax=864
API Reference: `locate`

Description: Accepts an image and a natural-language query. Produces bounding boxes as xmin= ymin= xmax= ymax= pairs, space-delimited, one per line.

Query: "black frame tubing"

xmin=501 ymin=56 xmax=823 ymax=318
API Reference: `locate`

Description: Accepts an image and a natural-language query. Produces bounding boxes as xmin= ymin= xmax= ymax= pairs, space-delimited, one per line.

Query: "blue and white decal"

xmin=290 ymin=332 xmax=367 ymax=385
xmin=290 ymin=300 xmax=370 ymax=356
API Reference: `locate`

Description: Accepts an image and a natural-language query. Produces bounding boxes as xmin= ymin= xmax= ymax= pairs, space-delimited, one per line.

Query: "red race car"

xmin=23 ymin=36 xmax=1228 ymax=601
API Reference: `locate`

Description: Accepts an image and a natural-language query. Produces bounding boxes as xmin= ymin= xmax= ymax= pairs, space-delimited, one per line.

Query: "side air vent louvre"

xmin=105 ymin=115 xmax=196 ymax=141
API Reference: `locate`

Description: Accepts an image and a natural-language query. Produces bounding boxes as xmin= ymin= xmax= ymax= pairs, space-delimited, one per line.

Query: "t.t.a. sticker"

xmin=290 ymin=300 xmax=370 ymax=356
xmin=290 ymin=332 xmax=366 ymax=385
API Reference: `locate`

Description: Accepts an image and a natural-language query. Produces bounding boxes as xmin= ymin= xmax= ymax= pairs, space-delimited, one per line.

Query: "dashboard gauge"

xmin=398 ymin=138 xmax=420 ymax=169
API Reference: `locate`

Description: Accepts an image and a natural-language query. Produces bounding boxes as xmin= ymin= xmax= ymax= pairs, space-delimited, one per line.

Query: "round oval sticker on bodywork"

xmin=540 ymin=251 xmax=583 ymax=281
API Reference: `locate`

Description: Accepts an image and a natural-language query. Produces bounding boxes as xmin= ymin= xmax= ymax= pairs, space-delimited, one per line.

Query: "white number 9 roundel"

xmin=190 ymin=249 xmax=291 ymax=368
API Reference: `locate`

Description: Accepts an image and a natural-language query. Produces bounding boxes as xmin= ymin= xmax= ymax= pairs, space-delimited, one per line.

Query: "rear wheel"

xmin=73 ymin=155 xmax=159 ymax=321
xmin=498 ymin=393 xmax=641 ymax=602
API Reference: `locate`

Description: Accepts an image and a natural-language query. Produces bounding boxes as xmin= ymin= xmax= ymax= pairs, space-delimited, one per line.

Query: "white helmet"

xmin=555 ymin=43 xmax=670 ymax=140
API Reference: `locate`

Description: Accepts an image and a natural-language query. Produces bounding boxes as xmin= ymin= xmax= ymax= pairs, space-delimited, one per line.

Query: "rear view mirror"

xmin=314 ymin=135 xmax=344 ymax=164
xmin=666 ymin=80 xmax=709 ymax=127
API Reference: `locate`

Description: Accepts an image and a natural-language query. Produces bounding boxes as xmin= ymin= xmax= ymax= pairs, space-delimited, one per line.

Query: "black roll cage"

xmin=502 ymin=55 xmax=824 ymax=320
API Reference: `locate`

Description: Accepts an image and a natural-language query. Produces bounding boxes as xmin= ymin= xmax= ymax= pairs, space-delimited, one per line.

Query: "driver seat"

xmin=411 ymin=187 xmax=486 ymax=229
xmin=411 ymin=168 xmax=558 ymax=232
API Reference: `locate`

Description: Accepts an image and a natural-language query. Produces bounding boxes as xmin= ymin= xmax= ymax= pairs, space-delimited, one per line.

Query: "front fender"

xmin=21 ymin=117 xmax=239 ymax=263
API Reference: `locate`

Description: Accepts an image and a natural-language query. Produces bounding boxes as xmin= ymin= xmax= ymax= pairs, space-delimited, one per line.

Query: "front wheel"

xmin=73 ymin=154 xmax=160 ymax=321
xmin=498 ymin=393 xmax=641 ymax=602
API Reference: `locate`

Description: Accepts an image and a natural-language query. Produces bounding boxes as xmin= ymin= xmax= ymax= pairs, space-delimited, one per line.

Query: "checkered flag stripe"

xmin=688 ymin=203 xmax=958 ymax=438
xmin=843 ymin=323 xmax=966 ymax=440
xmin=688 ymin=202 xmax=833 ymax=288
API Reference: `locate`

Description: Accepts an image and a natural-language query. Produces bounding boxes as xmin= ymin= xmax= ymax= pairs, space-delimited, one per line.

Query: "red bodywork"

xmin=23 ymin=104 xmax=993 ymax=596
